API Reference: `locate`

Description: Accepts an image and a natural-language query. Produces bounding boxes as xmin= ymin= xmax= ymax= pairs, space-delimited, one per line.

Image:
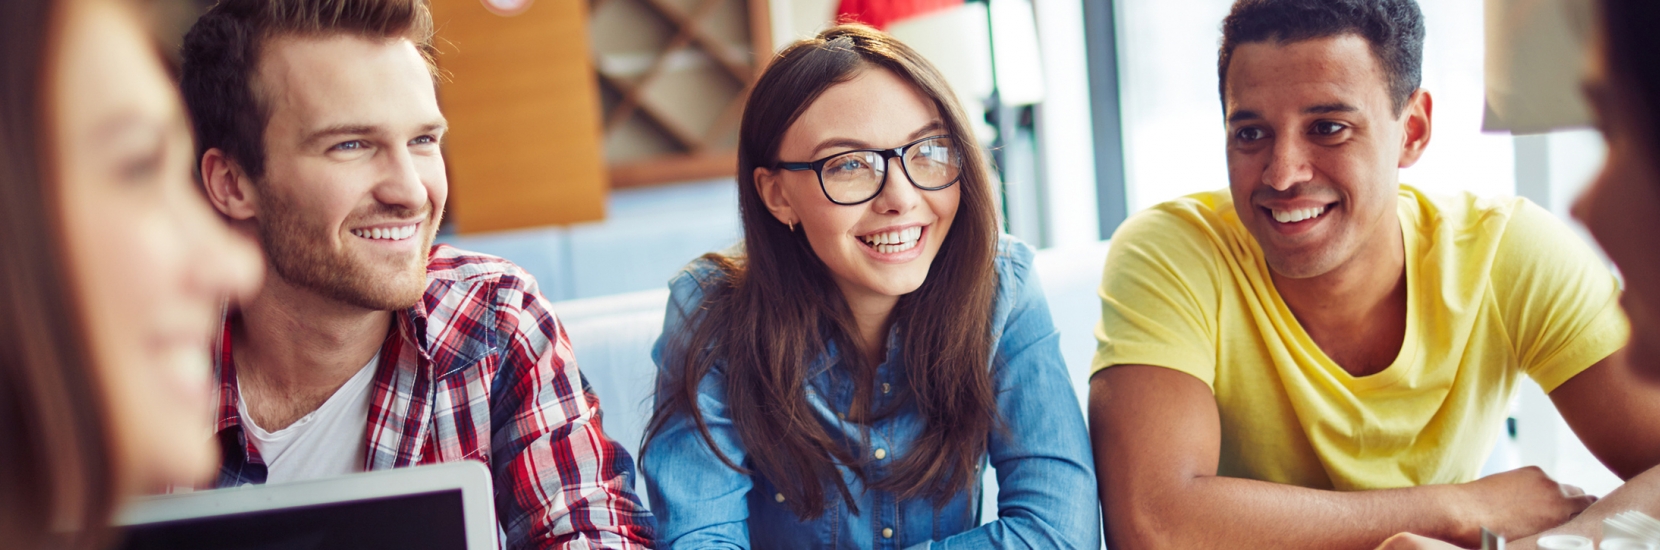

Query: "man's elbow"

xmin=1104 ymin=499 xmax=1190 ymax=550
xmin=1606 ymin=450 xmax=1660 ymax=481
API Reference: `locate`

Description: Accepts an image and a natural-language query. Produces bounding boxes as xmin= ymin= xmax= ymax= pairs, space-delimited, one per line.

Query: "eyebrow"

xmin=808 ymin=120 xmax=947 ymax=158
xmin=89 ymin=114 xmax=149 ymax=146
xmin=1226 ymin=103 xmax=1359 ymax=124
xmin=300 ymin=119 xmax=448 ymax=149
xmin=1581 ymin=80 xmax=1609 ymax=106
xmin=300 ymin=124 xmax=376 ymax=149
xmin=1304 ymin=102 xmax=1359 ymax=115
xmin=1226 ymin=110 xmax=1263 ymax=124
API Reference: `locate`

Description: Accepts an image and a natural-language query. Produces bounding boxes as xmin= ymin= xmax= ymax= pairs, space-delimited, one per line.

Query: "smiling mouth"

xmin=859 ymin=226 xmax=923 ymax=254
xmin=351 ymin=224 xmax=419 ymax=241
xmin=1267 ymin=204 xmax=1333 ymax=224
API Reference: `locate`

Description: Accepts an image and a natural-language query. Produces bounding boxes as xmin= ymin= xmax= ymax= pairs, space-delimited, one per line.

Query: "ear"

xmin=1397 ymin=89 xmax=1434 ymax=168
xmin=753 ymin=166 xmax=798 ymax=227
xmin=200 ymin=148 xmax=259 ymax=221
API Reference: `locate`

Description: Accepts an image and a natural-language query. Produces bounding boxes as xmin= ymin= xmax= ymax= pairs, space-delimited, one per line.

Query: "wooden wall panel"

xmin=431 ymin=0 xmax=608 ymax=233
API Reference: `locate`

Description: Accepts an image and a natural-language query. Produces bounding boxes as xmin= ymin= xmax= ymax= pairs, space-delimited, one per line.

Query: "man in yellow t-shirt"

xmin=1088 ymin=1 xmax=1660 ymax=549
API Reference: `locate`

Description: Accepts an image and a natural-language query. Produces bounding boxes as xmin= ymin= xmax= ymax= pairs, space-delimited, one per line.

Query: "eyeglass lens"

xmin=820 ymin=136 xmax=961 ymax=204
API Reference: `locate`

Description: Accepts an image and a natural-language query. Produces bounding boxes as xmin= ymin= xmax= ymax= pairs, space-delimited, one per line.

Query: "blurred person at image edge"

xmin=0 ymin=0 xmax=263 ymax=547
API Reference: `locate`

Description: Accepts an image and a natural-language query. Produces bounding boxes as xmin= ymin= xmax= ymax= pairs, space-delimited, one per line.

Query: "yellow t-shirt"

xmin=1092 ymin=185 xmax=1629 ymax=491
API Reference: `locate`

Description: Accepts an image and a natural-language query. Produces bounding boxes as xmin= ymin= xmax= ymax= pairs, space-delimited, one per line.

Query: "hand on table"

xmin=1459 ymin=467 xmax=1596 ymax=540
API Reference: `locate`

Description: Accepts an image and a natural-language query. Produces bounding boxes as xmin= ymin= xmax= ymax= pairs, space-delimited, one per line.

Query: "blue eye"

xmin=827 ymin=158 xmax=867 ymax=174
xmin=331 ymin=140 xmax=366 ymax=152
xmin=411 ymin=135 xmax=437 ymax=146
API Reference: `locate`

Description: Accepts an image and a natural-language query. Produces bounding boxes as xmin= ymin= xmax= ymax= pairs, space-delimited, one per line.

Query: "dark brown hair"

xmin=178 ymin=0 xmax=436 ymax=179
xmin=1219 ymin=0 xmax=1425 ymax=115
xmin=643 ymin=24 xmax=1002 ymax=519
xmin=1600 ymin=0 xmax=1660 ymax=149
xmin=0 ymin=0 xmax=119 ymax=547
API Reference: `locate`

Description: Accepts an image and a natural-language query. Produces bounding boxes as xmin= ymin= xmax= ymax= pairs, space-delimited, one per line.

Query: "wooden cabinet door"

xmin=430 ymin=0 xmax=608 ymax=233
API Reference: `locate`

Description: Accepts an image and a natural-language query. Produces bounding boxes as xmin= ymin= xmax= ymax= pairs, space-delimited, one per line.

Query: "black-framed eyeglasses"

xmin=776 ymin=135 xmax=963 ymax=205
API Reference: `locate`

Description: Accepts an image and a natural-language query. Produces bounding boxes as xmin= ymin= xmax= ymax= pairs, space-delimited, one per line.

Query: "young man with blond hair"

xmin=178 ymin=1 xmax=654 ymax=547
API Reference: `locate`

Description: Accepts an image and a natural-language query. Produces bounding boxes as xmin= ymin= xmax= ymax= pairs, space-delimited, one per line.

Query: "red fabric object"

xmin=837 ymin=0 xmax=965 ymax=30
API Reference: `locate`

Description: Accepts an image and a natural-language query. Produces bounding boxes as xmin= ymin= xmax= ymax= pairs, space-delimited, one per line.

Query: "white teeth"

xmin=875 ymin=241 xmax=918 ymax=254
xmin=352 ymin=224 xmax=418 ymax=240
xmin=1271 ymin=205 xmax=1328 ymax=224
xmin=861 ymin=226 xmax=923 ymax=253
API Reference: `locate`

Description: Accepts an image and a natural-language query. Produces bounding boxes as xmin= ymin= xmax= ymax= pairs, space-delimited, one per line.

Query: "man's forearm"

xmin=1509 ymin=466 xmax=1660 ymax=549
xmin=1108 ymin=474 xmax=1469 ymax=550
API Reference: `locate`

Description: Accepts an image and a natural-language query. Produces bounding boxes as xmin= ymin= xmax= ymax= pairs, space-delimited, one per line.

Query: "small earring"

xmin=788 ymin=220 xmax=797 ymax=232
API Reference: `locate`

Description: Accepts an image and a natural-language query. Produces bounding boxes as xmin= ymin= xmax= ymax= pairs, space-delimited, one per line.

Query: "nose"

xmin=180 ymin=184 xmax=262 ymax=304
xmin=1570 ymin=172 xmax=1605 ymax=226
xmin=1262 ymin=137 xmax=1315 ymax=191
xmin=868 ymin=156 xmax=921 ymax=214
xmin=375 ymin=145 xmax=430 ymax=213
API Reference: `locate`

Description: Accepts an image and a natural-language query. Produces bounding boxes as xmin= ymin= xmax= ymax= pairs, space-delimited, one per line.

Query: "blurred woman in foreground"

xmin=0 ymin=0 xmax=261 ymax=547
xmin=1379 ymin=0 xmax=1660 ymax=548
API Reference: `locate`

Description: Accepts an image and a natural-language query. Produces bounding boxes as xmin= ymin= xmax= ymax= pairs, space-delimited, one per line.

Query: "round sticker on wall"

xmin=481 ymin=0 xmax=532 ymax=16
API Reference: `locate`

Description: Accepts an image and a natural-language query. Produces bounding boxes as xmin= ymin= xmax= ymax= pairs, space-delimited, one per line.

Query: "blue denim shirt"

xmin=642 ymin=235 xmax=1100 ymax=549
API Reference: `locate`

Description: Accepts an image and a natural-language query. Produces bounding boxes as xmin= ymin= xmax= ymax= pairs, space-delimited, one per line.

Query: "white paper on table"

xmin=1483 ymin=0 xmax=1596 ymax=135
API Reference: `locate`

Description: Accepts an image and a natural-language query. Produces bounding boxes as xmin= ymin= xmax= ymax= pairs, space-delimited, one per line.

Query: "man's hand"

xmin=1455 ymin=467 xmax=1596 ymax=541
xmin=1375 ymin=533 xmax=1467 ymax=550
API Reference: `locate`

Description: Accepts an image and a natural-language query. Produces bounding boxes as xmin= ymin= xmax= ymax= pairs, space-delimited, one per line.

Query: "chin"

xmin=128 ymin=427 xmax=218 ymax=492
xmin=1263 ymin=249 xmax=1343 ymax=279
xmin=868 ymin=272 xmax=928 ymax=297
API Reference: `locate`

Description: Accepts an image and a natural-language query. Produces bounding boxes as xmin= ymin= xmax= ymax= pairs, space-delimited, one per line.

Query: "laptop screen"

xmin=117 ymin=489 xmax=470 ymax=550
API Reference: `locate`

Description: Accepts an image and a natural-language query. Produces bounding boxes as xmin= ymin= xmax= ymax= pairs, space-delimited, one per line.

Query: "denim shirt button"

xmin=774 ymin=492 xmax=786 ymax=503
xmin=882 ymin=528 xmax=894 ymax=539
xmin=882 ymin=383 xmax=891 ymax=394
xmin=874 ymin=448 xmax=887 ymax=460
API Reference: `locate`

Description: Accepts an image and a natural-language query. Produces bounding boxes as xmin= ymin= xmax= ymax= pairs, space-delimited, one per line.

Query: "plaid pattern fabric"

xmin=211 ymin=245 xmax=655 ymax=549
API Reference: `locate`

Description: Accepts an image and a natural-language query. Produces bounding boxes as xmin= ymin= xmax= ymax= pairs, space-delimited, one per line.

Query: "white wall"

xmin=1033 ymin=0 xmax=1102 ymax=247
xmin=769 ymin=0 xmax=838 ymax=49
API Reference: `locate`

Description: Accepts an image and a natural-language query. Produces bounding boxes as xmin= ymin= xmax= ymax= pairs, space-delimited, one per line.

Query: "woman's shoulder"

xmin=667 ymin=244 xmax=745 ymax=307
xmin=993 ymin=233 xmax=1037 ymax=288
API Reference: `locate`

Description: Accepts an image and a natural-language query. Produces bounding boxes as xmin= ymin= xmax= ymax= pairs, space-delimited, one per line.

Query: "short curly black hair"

xmin=1218 ymin=0 xmax=1425 ymax=115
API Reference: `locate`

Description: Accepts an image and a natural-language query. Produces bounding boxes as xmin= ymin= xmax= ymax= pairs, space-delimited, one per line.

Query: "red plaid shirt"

xmin=210 ymin=245 xmax=655 ymax=549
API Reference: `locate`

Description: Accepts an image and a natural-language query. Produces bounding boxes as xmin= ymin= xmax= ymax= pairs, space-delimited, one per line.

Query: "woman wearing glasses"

xmin=640 ymin=24 xmax=1099 ymax=549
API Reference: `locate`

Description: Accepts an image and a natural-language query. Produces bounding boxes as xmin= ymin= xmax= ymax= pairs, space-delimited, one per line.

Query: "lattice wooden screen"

xmin=589 ymin=0 xmax=771 ymax=188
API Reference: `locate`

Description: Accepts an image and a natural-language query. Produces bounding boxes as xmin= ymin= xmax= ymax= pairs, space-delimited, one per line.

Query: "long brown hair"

xmin=644 ymin=24 xmax=1002 ymax=519
xmin=0 ymin=0 xmax=120 ymax=547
